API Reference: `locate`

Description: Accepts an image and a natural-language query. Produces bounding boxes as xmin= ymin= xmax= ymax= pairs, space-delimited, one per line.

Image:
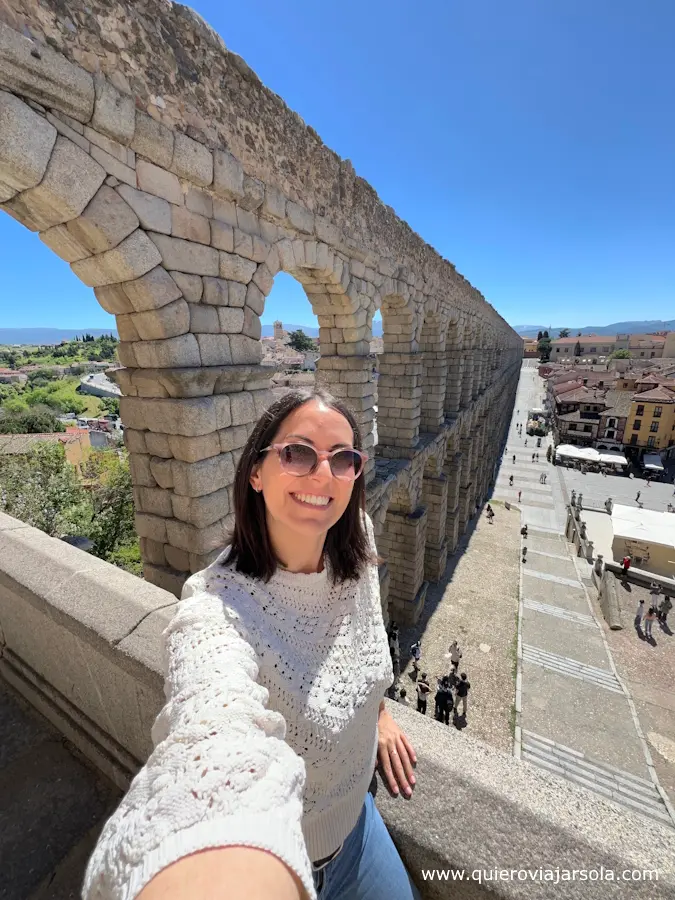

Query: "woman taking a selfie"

xmin=84 ymin=389 xmax=420 ymax=900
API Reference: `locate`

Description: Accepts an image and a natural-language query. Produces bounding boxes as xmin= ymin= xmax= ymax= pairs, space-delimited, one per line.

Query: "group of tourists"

xmin=633 ymin=583 xmax=672 ymax=639
xmin=387 ymin=628 xmax=472 ymax=726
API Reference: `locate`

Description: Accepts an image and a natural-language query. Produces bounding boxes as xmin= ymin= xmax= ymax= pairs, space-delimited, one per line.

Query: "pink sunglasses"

xmin=262 ymin=442 xmax=368 ymax=480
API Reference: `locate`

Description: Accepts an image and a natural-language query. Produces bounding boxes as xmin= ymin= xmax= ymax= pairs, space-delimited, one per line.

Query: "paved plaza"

xmin=492 ymin=362 xmax=675 ymax=828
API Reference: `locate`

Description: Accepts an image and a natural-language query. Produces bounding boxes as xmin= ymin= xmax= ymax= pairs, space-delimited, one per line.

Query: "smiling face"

xmin=249 ymin=398 xmax=358 ymax=542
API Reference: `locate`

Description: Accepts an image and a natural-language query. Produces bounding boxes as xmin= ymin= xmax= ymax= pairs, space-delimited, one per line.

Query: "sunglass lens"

xmin=331 ymin=450 xmax=361 ymax=478
xmin=280 ymin=443 xmax=317 ymax=475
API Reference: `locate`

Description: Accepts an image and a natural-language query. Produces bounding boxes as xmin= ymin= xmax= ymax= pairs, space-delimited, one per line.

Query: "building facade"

xmin=623 ymin=386 xmax=675 ymax=454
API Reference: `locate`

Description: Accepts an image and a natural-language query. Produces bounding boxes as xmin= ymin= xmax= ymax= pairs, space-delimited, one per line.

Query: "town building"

xmin=549 ymin=332 xmax=670 ymax=361
xmin=0 ymin=430 xmax=91 ymax=467
xmin=623 ymin=385 xmax=675 ymax=454
xmin=273 ymin=320 xmax=286 ymax=341
xmin=610 ymin=505 xmax=675 ymax=578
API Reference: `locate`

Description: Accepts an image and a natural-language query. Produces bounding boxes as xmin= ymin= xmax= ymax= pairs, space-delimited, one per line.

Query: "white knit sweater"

xmin=83 ymin=517 xmax=393 ymax=900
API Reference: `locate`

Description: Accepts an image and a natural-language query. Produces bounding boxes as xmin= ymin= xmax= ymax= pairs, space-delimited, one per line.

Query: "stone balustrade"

xmin=1 ymin=514 xmax=673 ymax=898
xmin=1 ymin=0 xmax=521 ymax=622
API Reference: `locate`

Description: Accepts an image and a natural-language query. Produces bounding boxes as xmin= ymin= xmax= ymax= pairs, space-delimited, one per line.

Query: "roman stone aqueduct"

xmin=0 ymin=0 xmax=520 ymax=622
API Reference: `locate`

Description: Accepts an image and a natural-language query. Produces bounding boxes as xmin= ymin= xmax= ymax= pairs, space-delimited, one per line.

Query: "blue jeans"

xmin=312 ymin=792 xmax=421 ymax=899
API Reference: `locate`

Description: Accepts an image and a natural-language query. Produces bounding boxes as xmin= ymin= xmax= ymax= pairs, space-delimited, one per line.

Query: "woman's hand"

xmin=377 ymin=701 xmax=417 ymax=798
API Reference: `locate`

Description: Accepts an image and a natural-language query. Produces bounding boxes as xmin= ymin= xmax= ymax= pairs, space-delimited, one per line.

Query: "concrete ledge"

xmin=380 ymin=702 xmax=675 ymax=898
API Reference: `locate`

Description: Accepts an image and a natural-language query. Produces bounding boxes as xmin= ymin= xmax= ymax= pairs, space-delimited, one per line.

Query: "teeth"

xmin=294 ymin=493 xmax=330 ymax=506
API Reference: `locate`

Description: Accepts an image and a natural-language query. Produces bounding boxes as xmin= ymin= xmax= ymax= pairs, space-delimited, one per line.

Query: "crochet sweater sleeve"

xmin=82 ymin=572 xmax=314 ymax=900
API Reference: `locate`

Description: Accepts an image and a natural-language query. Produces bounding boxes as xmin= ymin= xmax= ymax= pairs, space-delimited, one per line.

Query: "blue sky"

xmin=1 ymin=0 xmax=674 ymax=332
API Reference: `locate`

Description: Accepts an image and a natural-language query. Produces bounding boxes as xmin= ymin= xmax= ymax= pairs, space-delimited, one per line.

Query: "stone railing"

xmin=1 ymin=514 xmax=674 ymax=898
xmin=0 ymin=2 xmax=521 ymax=625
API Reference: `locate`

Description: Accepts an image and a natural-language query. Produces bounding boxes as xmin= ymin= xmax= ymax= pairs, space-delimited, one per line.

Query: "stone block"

xmin=0 ymin=21 xmax=95 ymax=121
xmin=202 ymin=277 xmax=230 ymax=306
xmin=172 ymin=454 xmax=235 ymax=498
xmin=133 ymin=334 xmax=201 ymax=369
xmin=122 ymin=265 xmax=182 ymax=312
xmin=128 ymin=452 xmax=156 ymax=487
xmin=262 ymin=184 xmax=286 ymax=220
xmin=39 ymin=224 xmax=90 ymax=263
xmin=165 ymin=517 xmax=229 ymax=555
xmin=89 ymin=144 xmax=136 ymax=187
xmin=91 ymin=75 xmax=135 ymax=143
xmin=217 ymin=307 xmax=245 ymax=333
xmin=286 ymin=200 xmax=314 ymax=234
xmin=171 ymin=132 xmax=213 ymax=187
xmin=149 ymin=233 xmax=219 ymax=276
xmin=228 ymin=282 xmax=247 ymax=308
xmin=213 ymin=396 xmax=232 ymax=429
xmin=230 ymin=334 xmax=263 ymax=364
xmin=115 ymin=313 xmax=140 ymax=342
xmin=167 ymin=432 xmax=222 ymax=463
xmin=0 ymin=90 xmax=57 ymax=198
xmin=117 ymin=184 xmax=171 ymax=234
xmin=131 ymin=112 xmax=174 ymax=168
xmin=140 ymin=536 xmax=167 ymax=566
xmin=72 ymin=229 xmax=161 ymax=287
xmin=136 ymin=486 xmax=173 ymax=517
xmin=219 ymin=425 xmax=249 ymax=453
xmin=213 ymin=148 xmax=244 ymax=200
xmin=11 ymin=135 xmax=105 ymax=230
xmin=121 ymin=395 xmax=218 ymax=436
xmin=83 ymin=126 xmax=128 ymax=162
xmin=66 ymin=185 xmax=138 ymax=254
xmin=148 ymin=456 xmax=174 ymax=489
xmin=239 ymin=175 xmax=264 ymax=211
xmin=242 ymin=306 xmax=261 ymax=340
xmin=233 ymin=228 xmax=254 ymax=259
xmin=196 ymin=334 xmax=232 ymax=366
xmin=144 ymin=563 xmax=187 ymax=596
xmin=130 ymin=298 xmax=190 ymax=340
xmin=229 ymin=391 xmax=255 ymax=427
xmin=164 ymin=544 xmax=191 ymax=572
xmin=171 ymin=488 xmax=230 ymax=528
xmin=136 ymin=160 xmax=182 ymax=205
xmin=116 ymin=341 xmax=138 ymax=367
xmin=245 ymin=282 xmax=265 ymax=316
xmin=211 ymin=219 xmax=234 ymax=252
xmin=185 ymin=187 xmax=213 ymax=218
xmin=171 ymin=205 xmax=210 ymax=244
xmin=188 ymin=302 xmax=219 ymax=333
xmin=134 ymin=513 xmax=168 ymax=543
xmin=252 ymin=388 xmax=273 ymax=417
xmin=252 ymin=263 xmax=274 ymax=295
xmin=213 ymin=196 xmax=237 ymax=226
xmin=123 ymin=428 xmax=147 ymax=455
xmin=171 ymin=271 xmax=203 ymax=302
xmin=219 ymin=251 xmax=257 ymax=284
xmin=144 ymin=432 xmax=173 ymax=458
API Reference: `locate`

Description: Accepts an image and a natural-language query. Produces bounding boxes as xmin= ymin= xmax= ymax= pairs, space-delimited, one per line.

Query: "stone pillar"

xmin=379 ymin=505 xmax=429 ymax=625
xmin=315 ymin=354 xmax=376 ymax=482
xmin=458 ymin=434 xmax=475 ymax=533
xmin=444 ymin=350 xmax=464 ymax=417
xmin=377 ymin=352 xmax=423 ymax=454
xmin=422 ymin=473 xmax=449 ymax=580
xmin=445 ymin=449 xmax=463 ymax=552
xmin=420 ymin=333 xmax=447 ymax=433
xmin=460 ymin=348 xmax=474 ymax=409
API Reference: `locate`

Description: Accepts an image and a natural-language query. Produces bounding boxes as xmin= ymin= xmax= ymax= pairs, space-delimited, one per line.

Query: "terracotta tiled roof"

xmin=631 ymin=386 xmax=675 ymax=403
xmin=0 ymin=432 xmax=82 ymax=454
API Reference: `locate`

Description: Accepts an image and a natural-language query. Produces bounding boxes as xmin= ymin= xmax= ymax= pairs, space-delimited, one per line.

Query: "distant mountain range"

xmin=1 ymin=321 xmax=385 ymax=345
xmin=514 ymin=320 xmax=675 ymax=339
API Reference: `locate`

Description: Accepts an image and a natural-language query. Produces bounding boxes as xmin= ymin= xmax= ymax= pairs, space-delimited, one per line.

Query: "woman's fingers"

xmin=378 ymin=743 xmax=399 ymax=797
xmin=389 ymin=741 xmax=414 ymax=797
xmin=400 ymin=731 xmax=417 ymax=768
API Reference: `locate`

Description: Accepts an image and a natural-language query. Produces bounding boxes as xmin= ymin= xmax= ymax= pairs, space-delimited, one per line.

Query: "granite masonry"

xmin=0 ymin=0 xmax=520 ymax=623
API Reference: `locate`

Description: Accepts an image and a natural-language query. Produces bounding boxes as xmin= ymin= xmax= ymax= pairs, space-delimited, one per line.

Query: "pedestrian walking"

xmin=509 ymin=475 xmax=514 ymax=486
xmin=448 ymin=640 xmax=462 ymax=669
xmin=644 ymin=607 xmax=656 ymax=639
xmin=524 ymin=439 xmax=528 ymax=447
xmin=390 ymin=644 xmax=401 ymax=679
xmin=398 ymin=688 xmax=410 ymax=706
xmin=512 ymin=454 xmax=516 ymax=464
xmin=650 ymin=582 xmax=660 ymax=609
xmin=622 ymin=555 xmax=631 ymax=578
xmin=536 ymin=453 xmax=539 ymax=461
xmin=658 ymin=596 xmax=672 ymax=625
xmin=416 ymin=673 xmax=431 ymax=714
xmin=635 ymin=491 xmax=641 ymax=503
xmin=518 ymin=490 xmax=522 ymax=503
xmin=634 ymin=597 xmax=644 ymax=628
xmin=486 ymin=504 xmax=495 ymax=524
xmin=531 ymin=453 xmax=535 ymax=462
xmin=410 ymin=640 xmax=421 ymax=674
xmin=456 ymin=673 xmax=471 ymax=718
xmin=435 ymin=676 xmax=453 ymax=725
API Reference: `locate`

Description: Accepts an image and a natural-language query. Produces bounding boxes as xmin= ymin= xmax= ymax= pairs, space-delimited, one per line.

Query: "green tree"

xmin=81 ymin=449 xmax=136 ymax=562
xmin=287 ymin=329 xmax=316 ymax=352
xmin=0 ymin=442 xmax=87 ymax=536
xmin=608 ymin=348 xmax=631 ymax=360
xmin=0 ymin=405 xmax=65 ymax=434
xmin=101 ymin=397 xmax=120 ymax=416
xmin=558 ymin=328 xmax=570 ymax=338
xmin=574 ymin=340 xmax=582 ymax=357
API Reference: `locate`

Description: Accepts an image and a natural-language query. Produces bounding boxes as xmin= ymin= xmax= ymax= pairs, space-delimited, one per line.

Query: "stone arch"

xmin=444 ymin=312 xmax=464 ymax=417
xmin=419 ymin=308 xmax=447 ymax=433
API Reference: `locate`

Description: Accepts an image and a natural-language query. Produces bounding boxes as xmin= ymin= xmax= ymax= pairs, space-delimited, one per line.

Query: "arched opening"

xmin=419 ymin=310 xmax=446 ymax=433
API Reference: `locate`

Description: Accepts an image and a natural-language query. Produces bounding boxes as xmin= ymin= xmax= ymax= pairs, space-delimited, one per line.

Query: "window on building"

xmin=651 ymin=352 xmax=655 ymax=357
xmin=640 ymin=351 xmax=645 ymax=357
xmin=583 ymin=405 xmax=590 ymax=411
xmin=653 ymin=406 xmax=662 ymax=418
xmin=630 ymin=434 xmax=638 ymax=445
xmin=598 ymin=381 xmax=604 ymax=387
xmin=636 ymin=405 xmax=644 ymax=416
xmin=556 ymin=347 xmax=560 ymax=353
xmin=607 ymin=430 xmax=615 ymax=439
xmin=569 ymin=423 xmax=576 ymax=430
xmin=623 ymin=382 xmax=628 ymax=388
xmin=647 ymin=436 xmax=656 ymax=448
xmin=589 ymin=346 xmax=596 ymax=353
xmin=633 ymin=419 xmax=641 ymax=430
xmin=650 ymin=421 xmax=659 ymax=433
xmin=602 ymin=346 xmax=610 ymax=353
xmin=564 ymin=347 xmax=569 ymax=353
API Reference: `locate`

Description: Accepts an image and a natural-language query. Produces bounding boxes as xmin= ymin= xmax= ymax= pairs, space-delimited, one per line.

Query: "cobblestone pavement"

xmin=560 ymin=465 xmax=675 ymax=515
xmin=491 ymin=363 xmax=675 ymax=829
xmin=396 ymin=494 xmax=521 ymax=754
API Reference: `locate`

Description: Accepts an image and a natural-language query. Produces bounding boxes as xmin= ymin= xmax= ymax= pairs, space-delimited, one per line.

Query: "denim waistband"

xmin=312 ymin=841 xmax=344 ymax=871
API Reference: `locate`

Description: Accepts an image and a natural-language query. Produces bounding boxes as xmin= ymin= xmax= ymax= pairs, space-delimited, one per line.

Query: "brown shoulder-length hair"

xmin=224 ymin=388 xmax=371 ymax=583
